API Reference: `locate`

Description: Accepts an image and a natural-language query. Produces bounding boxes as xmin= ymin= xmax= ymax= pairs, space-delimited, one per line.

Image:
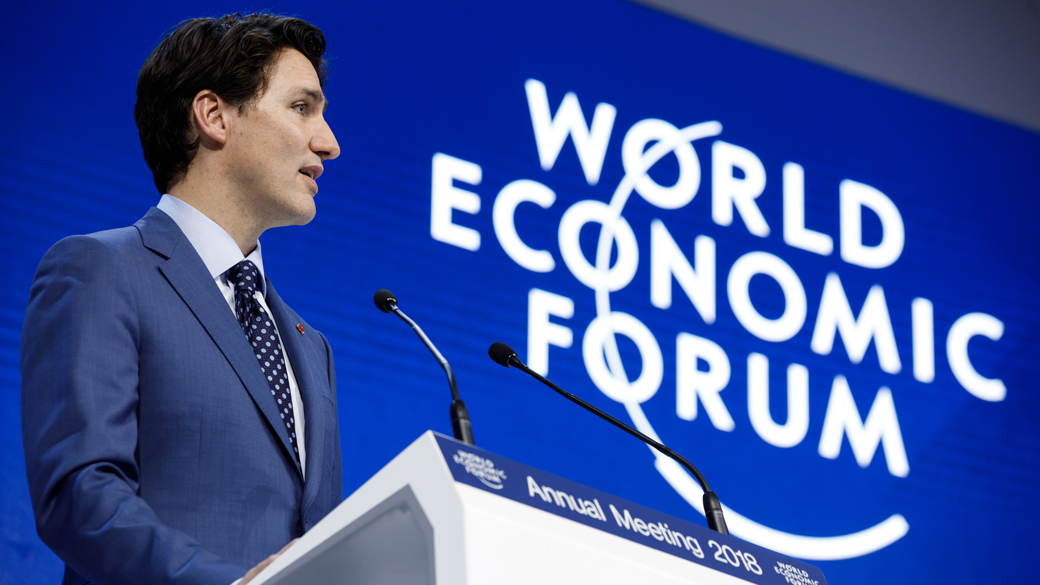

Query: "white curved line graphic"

xmin=651 ymin=453 xmax=909 ymax=560
xmin=585 ymin=120 xmax=909 ymax=560
xmin=479 ymin=477 xmax=505 ymax=490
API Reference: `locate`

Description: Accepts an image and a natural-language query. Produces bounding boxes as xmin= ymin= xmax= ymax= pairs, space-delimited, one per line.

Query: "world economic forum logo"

xmin=429 ymin=79 xmax=1008 ymax=560
xmin=453 ymin=450 xmax=508 ymax=490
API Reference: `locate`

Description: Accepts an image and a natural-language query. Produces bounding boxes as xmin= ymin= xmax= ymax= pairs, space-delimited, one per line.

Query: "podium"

xmin=251 ymin=432 xmax=828 ymax=584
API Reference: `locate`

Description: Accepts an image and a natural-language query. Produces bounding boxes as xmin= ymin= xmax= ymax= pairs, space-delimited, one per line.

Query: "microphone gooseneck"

xmin=487 ymin=341 xmax=729 ymax=535
xmin=373 ymin=289 xmax=474 ymax=445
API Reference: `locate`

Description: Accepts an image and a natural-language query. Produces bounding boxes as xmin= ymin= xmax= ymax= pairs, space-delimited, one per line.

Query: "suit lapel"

xmin=136 ymin=208 xmax=302 ymax=477
xmin=266 ymin=282 xmax=329 ymax=503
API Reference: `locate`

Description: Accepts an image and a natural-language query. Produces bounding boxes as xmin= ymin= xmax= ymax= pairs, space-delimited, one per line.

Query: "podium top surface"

xmin=433 ymin=433 xmax=827 ymax=585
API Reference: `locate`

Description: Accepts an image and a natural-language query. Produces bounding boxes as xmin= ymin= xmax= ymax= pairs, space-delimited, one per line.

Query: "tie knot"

xmin=228 ymin=260 xmax=261 ymax=294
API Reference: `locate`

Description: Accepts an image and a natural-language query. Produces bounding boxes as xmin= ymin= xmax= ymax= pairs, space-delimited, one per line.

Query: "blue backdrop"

xmin=2 ymin=1 xmax=1038 ymax=583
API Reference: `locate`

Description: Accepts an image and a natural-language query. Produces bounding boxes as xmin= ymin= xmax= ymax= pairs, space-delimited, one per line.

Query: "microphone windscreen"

xmin=373 ymin=289 xmax=397 ymax=313
xmin=488 ymin=342 xmax=517 ymax=367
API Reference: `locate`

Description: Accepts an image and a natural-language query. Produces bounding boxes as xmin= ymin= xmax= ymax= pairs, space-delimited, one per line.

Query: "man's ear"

xmin=191 ymin=90 xmax=231 ymax=147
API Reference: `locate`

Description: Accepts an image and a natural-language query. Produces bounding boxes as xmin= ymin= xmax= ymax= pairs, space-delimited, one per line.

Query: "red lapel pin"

xmin=296 ymin=324 xmax=305 ymax=334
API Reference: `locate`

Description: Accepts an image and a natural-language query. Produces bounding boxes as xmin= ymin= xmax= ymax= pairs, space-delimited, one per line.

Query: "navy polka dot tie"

xmin=228 ymin=260 xmax=301 ymax=468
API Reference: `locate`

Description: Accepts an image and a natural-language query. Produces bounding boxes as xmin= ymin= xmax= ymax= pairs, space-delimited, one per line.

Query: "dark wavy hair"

xmin=135 ymin=13 xmax=328 ymax=193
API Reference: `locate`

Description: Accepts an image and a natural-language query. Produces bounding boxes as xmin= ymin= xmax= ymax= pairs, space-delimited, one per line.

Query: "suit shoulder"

xmin=37 ymin=223 xmax=158 ymax=276
xmin=29 ymin=226 xmax=151 ymax=305
xmin=47 ymin=225 xmax=141 ymax=258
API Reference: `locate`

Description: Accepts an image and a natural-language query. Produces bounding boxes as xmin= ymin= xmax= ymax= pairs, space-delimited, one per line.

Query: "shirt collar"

xmin=156 ymin=194 xmax=267 ymax=296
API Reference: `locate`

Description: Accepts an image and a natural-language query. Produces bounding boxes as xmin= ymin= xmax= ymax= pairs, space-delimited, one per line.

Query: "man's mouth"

xmin=299 ymin=165 xmax=323 ymax=182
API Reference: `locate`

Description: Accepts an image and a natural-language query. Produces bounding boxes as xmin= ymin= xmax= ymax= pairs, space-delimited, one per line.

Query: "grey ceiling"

xmin=630 ymin=0 xmax=1040 ymax=133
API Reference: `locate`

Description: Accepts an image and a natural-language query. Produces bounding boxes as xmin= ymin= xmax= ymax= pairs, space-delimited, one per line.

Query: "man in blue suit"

xmin=21 ymin=14 xmax=343 ymax=585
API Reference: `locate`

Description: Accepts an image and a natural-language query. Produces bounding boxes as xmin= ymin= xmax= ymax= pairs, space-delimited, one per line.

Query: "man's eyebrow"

xmin=294 ymin=87 xmax=329 ymax=112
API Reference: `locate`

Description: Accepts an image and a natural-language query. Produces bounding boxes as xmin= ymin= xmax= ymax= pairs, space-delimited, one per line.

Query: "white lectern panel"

xmin=461 ymin=485 xmax=750 ymax=585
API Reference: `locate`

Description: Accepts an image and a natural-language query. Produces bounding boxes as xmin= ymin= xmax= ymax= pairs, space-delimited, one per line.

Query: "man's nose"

xmin=312 ymin=118 xmax=340 ymax=160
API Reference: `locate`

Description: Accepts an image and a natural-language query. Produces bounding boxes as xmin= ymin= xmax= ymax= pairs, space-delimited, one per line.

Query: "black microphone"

xmin=374 ymin=289 xmax=474 ymax=446
xmin=488 ymin=342 xmax=729 ymax=535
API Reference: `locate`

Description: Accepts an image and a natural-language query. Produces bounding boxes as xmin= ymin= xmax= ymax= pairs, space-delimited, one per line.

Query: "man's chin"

xmin=290 ymin=194 xmax=319 ymax=224
xmin=269 ymin=201 xmax=317 ymax=229
xmin=291 ymin=207 xmax=317 ymax=226
xmin=295 ymin=201 xmax=317 ymax=224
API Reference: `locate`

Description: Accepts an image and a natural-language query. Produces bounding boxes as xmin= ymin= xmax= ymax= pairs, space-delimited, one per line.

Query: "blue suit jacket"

xmin=21 ymin=208 xmax=343 ymax=585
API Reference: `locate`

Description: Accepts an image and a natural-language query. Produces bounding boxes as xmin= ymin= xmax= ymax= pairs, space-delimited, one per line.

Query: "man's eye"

xmin=293 ymin=104 xmax=306 ymax=114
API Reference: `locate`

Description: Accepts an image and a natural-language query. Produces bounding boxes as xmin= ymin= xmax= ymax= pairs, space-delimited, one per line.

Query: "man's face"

xmin=224 ymin=48 xmax=340 ymax=230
